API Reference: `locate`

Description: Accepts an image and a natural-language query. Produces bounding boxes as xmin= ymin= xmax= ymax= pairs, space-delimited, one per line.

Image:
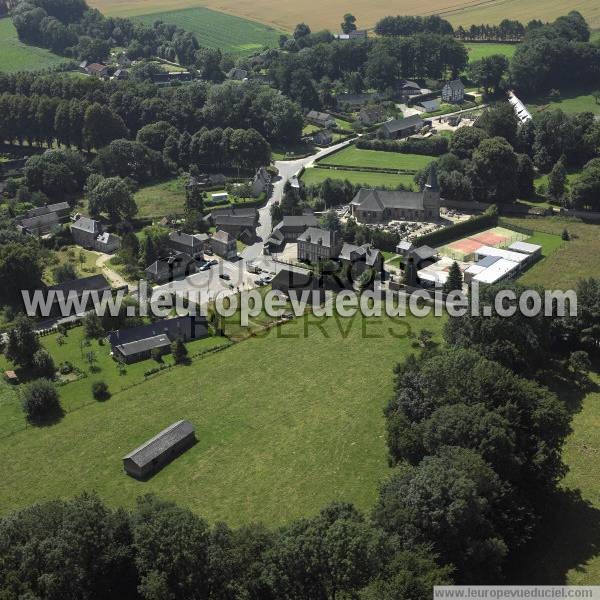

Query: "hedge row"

xmin=414 ymin=205 xmax=499 ymax=247
xmin=356 ymin=136 xmax=449 ymax=156
xmin=314 ymin=164 xmax=418 ymax=175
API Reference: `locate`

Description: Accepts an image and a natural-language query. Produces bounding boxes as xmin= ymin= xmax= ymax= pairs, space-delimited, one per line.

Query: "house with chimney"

xmin=71 ymin=216 xmax=121 ymax=253
xmin=297 ymin=227 xmax=342 ymax=263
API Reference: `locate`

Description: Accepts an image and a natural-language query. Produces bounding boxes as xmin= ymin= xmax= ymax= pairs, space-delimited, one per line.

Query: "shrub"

xmin=21 ymin=379 xmax=61 ymax=423
xmin=92 ymin=381 xmax=110 ymax=401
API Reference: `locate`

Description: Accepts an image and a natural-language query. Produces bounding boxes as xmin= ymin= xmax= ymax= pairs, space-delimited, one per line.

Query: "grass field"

xmin=318 ymin=146 xmax=436 ymax=172
xmin=528 ymin=88 xmax=600 ymax=116
xmin=87 ymin=0 xmax=600 ymax=31
xmin=503 ymin=216 xmax=600 ymax=289
xmin=134 ymin=177 xmax=187 ymax=218
xmin=133 ymin=6 xmax=281 ymax=54
xmin=302 ymin=167 xmax=416 ymax=189
xmin=0 ymin=18 xmax=68 ymax=73
xmin=0 ymin=312 xmax=443 ymax=526
xmin=466 ymin=42 xmax=518 ymax=63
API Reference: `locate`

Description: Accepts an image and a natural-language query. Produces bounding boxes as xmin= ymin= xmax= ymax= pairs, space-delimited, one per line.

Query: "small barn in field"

xmin=123 ymin=420 xmax=196 ymax=479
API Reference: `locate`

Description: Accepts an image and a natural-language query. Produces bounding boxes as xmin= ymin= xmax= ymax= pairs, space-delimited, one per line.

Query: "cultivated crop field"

xmin=318 ymin=146 xmax=436 ymax=172
xmin=0 ymin=18 xmax=68 ymax=73
xmin=133 ymin=6 xmax=282 ymax=54
xmin=87 ymin=0 xmax=600 ymax=32
xmin=0 ymin=312 xmax=444 ymax=526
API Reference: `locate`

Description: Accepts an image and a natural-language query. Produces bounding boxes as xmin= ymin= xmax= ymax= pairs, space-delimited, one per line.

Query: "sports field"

xmin=87 ymin=0 xmax=600 ymax=32
xmin=302 ymin=167 xmax=416 ymax=189
xmin=466 ymin=42 xmax=518 ymax=63
xmin=439 ymin=226 xmax=528 ymax=260
xmin=318 ymin=146 xmax=436 ymax=173
xmin=0 ymin=18 xmax=68 ymax=73
xmin=133 ymin=6 xmax=282 ymax=54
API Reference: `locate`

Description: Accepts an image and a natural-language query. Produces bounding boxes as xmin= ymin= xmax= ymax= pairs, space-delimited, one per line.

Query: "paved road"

xmin=242 ymin=138 xmax=357 ymax=261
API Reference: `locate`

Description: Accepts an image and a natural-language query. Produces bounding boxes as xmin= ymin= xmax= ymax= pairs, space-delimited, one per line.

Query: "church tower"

xmin=422 ymin=164 xmax=441 ymax=219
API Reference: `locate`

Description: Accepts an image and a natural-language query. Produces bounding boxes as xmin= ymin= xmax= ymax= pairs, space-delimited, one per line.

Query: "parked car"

xmin=219 ymin=273 xmax=231 ymax=280
xmin=261 ymin=275 xmax=273 ymax=284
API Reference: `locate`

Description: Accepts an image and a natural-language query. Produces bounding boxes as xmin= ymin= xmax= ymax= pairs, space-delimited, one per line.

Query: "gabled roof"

xmin=108 ymin=315 xmax=203 ymax=347
xmin=212 ymin=229 xmax=234 ymax=244
xmin=20 ymin=202 xmax=70 ymax=219
xmin=351 ymin=188 xmax=425 ymax=212
xmin=214 ymin=215 xmax=256 ymax=227
xmin=227 ymin=67 xmax=248 ymax=80
xmin=274 ymin=214 xmax=318 ymax=231
xmin=411 ymin=245 xmax=437 ymax=262
xmin=210 ymin=206 xmax=257 ymax=219
xmin=443 ymin=79 xmax=465 ymax=91
xmin=380 ymin=115 xmax=424 ymax=134
xmin=339 ymin=243 xmax=381 ymax=266
xmin=72 ymin=216 xmax=101 ymax=234
xmin=123 ymin=420 xmax=195 ymax=467
xmin=419 ymin=99 xmax=441 ymax=112
xmin=400 ymin=80 xmax=421 ymax=90
xmin=298 ymin=227 xmax=336 ymax=248
xmin=46 ymin=274 xmax=110 ymax=295
xmin=116 ymin=334 xmax=171 ymax=357
xmin=306 ymin=110 xmax=334 ymax=123
xmin=169 ymin=230 xmax=203 ymax=249
xmin=146 ymin=252 xmax=195 ymax=276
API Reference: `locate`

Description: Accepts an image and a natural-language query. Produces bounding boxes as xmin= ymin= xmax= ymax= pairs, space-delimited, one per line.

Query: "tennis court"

xmin=439 ymin=227 xmax=529 ymax=260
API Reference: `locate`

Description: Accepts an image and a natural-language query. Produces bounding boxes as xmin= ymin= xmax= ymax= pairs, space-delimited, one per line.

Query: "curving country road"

xmin=242 ymin=138 xmax=357 ymax=260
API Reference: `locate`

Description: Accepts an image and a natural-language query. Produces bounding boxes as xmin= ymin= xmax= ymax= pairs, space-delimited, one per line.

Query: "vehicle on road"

xmin=219 ymin=273 xmax=231 ymax=281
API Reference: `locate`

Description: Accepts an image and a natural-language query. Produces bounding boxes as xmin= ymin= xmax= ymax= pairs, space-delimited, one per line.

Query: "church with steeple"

xmin=350 ymin=166 xmax=441 ymax=224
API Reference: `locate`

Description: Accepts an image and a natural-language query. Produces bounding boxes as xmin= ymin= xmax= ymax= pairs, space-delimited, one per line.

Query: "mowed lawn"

xmin=0 ymin=18 xmax=68 ymax=73
xmin=88 ymin=0 xmax=600 ymax=31
xmin=318 ymin=146 xmax=436 ymax=172
xmin=0 ymin=312 xmax=443 ymax=526
xmin=528 ymin=88 xmax=600 ymax=116
xmin=133 ymin=6 xmax=281 ymax=54
xmin=466 ymin=42 xmax=518 ymax=63
xmin=504 ymin=216 xmax=600 ymax=288
xmin=302 ymin=167 xmax=416 ymax=189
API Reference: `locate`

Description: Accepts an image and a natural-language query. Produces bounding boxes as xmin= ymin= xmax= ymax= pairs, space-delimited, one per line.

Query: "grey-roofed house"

xmin=264 ymin=229 xmax=285 ymax=254
xmin=312 ymin=130 xmax=333 ymax=146
xmin=378 ymin=115 xmax=424 ymax=139
xmin=396 ymin=240 xmax=414 ymax=255
xmin=71 ymin=216 xmax=120 ymax=253
xmin=43 ymin=274 xmax=113 ymax=317
xmin=15 ymin=201 xmax=71 ymax=236
xmin=336 ymin=92 xmax=382 ymax=109
xmin=297 ymin=227 xmax=342 ymax=263
xmin=85 ymin=63 xmax=109 ymax=78
xmin=273 ymin=214 xmax=318 ymax=242
xmin=306 ymin=110 xmax=336 ymax=129
xmin=411 ymin=245 xmax=437 ymax=264
xmin=417 ymin=99 xmax=441 ymax=113
xmin=167 ymin=230 xmax=207 ymax=256
xmin=108 ymin=315 xmax=208 ymax=364
xmin=123 ymin=420 xmax=196 ymax=479
xmin=399 ymin=80 xmax=422 ymax=97
xmin=442 ymin=79 xmax=465 ymax=103
xmin=214 ymin=215 xmax=256 ymax=244
xmin=339 ymin=243 xmax=383 ymax=276
xmin=145 ymin=252 xmax=197 ymax=283
xmin=251 ymin=167 xmax=271 ymax=197
xmin=351 ymin=168 xmax=440 ymax=223
xmin=210 ymin=230 xmax=237 ymax=260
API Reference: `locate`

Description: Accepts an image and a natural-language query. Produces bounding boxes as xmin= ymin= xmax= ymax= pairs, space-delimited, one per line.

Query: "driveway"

xmin=241 ymin=138 xmax=357 ymax=261
xmin=95 ymin=252 xmax=130 ymax=289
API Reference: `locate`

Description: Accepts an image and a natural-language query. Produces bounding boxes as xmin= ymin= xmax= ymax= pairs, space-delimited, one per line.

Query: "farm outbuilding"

xmin=123 ymin=420 xmax=196 ymax=479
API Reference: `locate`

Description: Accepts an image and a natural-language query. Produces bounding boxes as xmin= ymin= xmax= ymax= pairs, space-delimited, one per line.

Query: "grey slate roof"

xmin=380 ymin=115 xmax=424 ymax=135
xmin=146 ymin=253 xmax=195 ymax=277
xmin=444 ymin=79 xmax=465 ymax=92
xmin=274 ymin=214 xmax=318 ymax=231
xmin=46 ymin=274 xmax=110 ymax=296
xmin=351 ymin=188 xmax=425 ymax=212
xmin=412 ymin=245 xmax=437 ymax=262
xmin=123 ymin=420 xmax=195 ymax=467
xmin=298 ymin=227 xmax=336 ymax=248
xmin=21 ymin=202 xmax=70 ymax=218
xmin=419 ymin=99 xmax=441 ymax=112
xmin=339 ymin=243 xmax=381 ymax=266
xmin=307 ymin=110 xmax=334 ymax=123
xmin=72 ymin=216 xmax=101 ymax=234
xmin=107 ymin=315 xmax=202 ymax=347
xmin=117 ymin=334 xmax=171 ymax=357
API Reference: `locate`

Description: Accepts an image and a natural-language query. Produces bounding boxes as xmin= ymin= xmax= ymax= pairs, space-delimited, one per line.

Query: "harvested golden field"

xmin=88 ymin=0 xmax=600 ymax=32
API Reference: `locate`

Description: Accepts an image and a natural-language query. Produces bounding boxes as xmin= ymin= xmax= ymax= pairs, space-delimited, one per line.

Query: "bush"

xmin=21 ymin=379 xmax=61 ymax=423
xmin=92 ymin=381 xmax=110 ymax=401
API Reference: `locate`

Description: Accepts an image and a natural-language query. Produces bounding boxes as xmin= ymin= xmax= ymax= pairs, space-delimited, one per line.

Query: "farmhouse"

xmin=273 ymin=214 xmax=318 ymax=242
xmin=339 ymin=243 xmax=383 ymax=276
xmin=215 ymin=215 xmax=256 ymax=243
xmin=399 ymin=80 xmax=422 ymax=97
xmin=264 ymin=229 xmax=285 ymax=254
xmin=351 ymin=169 xmax=440 ymax=223
xmin=145 ymin=252 xmax=197 ymax=283
xmin=108 ymin=315 xmax=208 ymax=364
xmin=123 ymin=420 xmax=196 ymax=479
xmin=85 ymin=63 xmax=109 ymax=78
xmin=42 ymin=274 xmax=113 ymax=317
xmin=306 ymin=110 xmax=336 ymax=129
xmin=15 ymin=201 xmax=70 ymax=236
xmin=251 ymin=167 xmax=271 ymax=197
xmin=167 ymin=230 xmax=207 ymax=256
xmin=297 ymin=227 xmax=342 ymax=263
xmin=378 ymin=115 xmax=424 ymax=139
xmin=71 ymin=216 xmax=121 ymax=253
xmin=442 ymin=79 xmax=465 ymax=103
xmin=336 ymin=92 xmax=382 ymax=109
xmin=210 ymin=229 xmax=237 ymax=259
